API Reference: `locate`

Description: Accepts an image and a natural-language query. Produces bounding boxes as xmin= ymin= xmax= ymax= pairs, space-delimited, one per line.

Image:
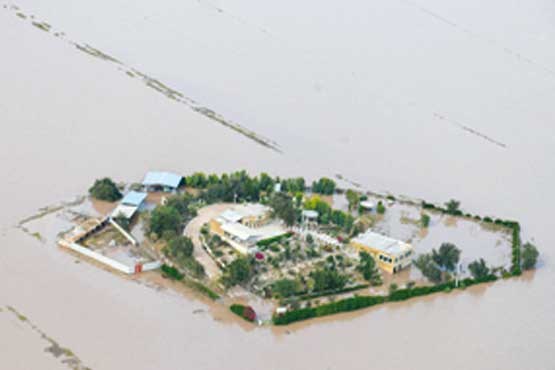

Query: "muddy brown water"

xmin=1 ymin=1 xmax=555 ymax=369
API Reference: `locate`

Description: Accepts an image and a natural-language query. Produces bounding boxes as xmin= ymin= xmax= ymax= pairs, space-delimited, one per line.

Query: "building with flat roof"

xmin=210 ymin=204 xmax=284 ymax=254
xmin=142 ymin=171 xmax=182 ymax=192
xmin=351 ymin=230 xmax=413 ymax=273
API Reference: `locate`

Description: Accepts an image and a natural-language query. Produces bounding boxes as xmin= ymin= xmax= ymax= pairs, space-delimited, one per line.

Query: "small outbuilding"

xmin=142 ymin=171 xmax=182 ymax=192
xmin=112 ymin=191 xmax=148 ymax=220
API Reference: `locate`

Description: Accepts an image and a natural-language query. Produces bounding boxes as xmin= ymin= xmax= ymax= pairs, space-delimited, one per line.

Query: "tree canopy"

xmin=432 ymin=243 xmax=461 ymax=271
xmin=225 ymin=258 xmax=254 ymax=286
xmin=149 ymin=205 xmax=182 ymax=237
xmin=270 ymin=192 xmax=297 ymax=226
xmin=521 ymin=242 xmax=539 ymax=270
xmin=312 ymin=177 xmax=336 ymax=195
xmin=468 ymin=258 xmax=490 ymax=280
xmin=88 ymin=178 xmax=122 ymax=202
xmin=414 ymin=254 xmax=442 ymax=283
xmin=357 ymin=251 xmax=382 ymax=286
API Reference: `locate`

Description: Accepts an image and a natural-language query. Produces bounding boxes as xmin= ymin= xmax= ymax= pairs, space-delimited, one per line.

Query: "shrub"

xmin=376 ymin=201 xmax=386 ymax=215
xmin=230 ymin=304 xmax=256 ymax=322
xmin=161 ymin=264 xmax=184 ymax=281
xmin=257 ymin=232 xmax=294 ymax=247
xmin=89 ymin=178 xmax=122 ymax=202
xmin=468 ymin=258 xmax=490 ymax=280
xmin=420 ymin=213 xmax=431 ymax=228
xmin=521 ymin=242 xmax=539 ymax=270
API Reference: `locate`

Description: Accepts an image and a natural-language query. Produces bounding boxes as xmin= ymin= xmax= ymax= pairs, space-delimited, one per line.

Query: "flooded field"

xmin=1 ymin=1 xmax=554 ymax=369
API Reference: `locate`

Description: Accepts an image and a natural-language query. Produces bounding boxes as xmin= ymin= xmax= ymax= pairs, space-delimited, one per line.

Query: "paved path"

xmin=184 ymin=203 xmax=232 ymax=279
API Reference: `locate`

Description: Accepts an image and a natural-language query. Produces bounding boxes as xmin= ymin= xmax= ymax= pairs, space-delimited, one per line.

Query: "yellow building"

xmin=351 ymin=230 xmax=413 ymax=273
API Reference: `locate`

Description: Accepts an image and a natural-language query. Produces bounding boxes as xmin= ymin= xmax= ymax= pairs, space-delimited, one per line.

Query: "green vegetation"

xmin=414 ymin=254 xmax=442 ymax=283
xmin=432 ymin=243 xmax=461 ymax=271
xmin=112 ymin=214 xmax=130 ymax=231
xmin=224 ymin=257 xmax=254 ymax=287
xmin=272 ymin=278 xmax=302 ymax=298
xmin=356 ymin=251 xmax=382 ymax=286
xmin=163 ymin=236 xmax=205 ymax=277
xmin=161 ymin=264 xmax=219 ymax=300
xmin=346 ymin=189 xmax=360 ymax=211
xmin=161 ymin=264 xmax=184 ymax=280
xmin=230 ymin=304 xmax=256 ymax=322
xmin=312 ymin=177 xmax=336 ymax=195
xmin=304 ymin=196 xmax=354 ymax=232
xmin=88 ymin=178 xmax=122 ymax=202
xmin=257 ymin=232 xmax=294 ymax=247
xmin=420 ymin=213 xmax=431 ymax=228
xmin=468 ymin=258 xmax=490 ymax=280
xmin=269 ymin=192 xmax=296 ymax=226
xmin=280 ymin=177 xmax=306 ymax=193
xmin=309 ymin=267 xmax=348 ymax=293
xmin=274 ymin=274 xmax=499 ymax=325
xmin=445 ymin=199 xmax=462 ymax=216
xmin=376 ymin=201 xmax=386 ymax=215
xmin=521 ymin=242 xmax=539 ymax=270
xmin=149 ymin=206 xmax=182 ymax=237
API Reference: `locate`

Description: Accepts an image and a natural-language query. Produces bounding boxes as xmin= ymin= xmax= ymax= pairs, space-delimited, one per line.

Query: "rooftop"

xmin=142 ymin=171 xmax=182 ymax=189
xmin=121 ymin=191 xmax=148 ymax=207
xmin=351 ymin=230 xmax=412 ymax=256
xmin=221 ymin=222 xmax=260 ymax=242
xmin=111 ymin=204 xmax=139 ymax=219
xmin=218 ymin=203 xmax=270 ymax=223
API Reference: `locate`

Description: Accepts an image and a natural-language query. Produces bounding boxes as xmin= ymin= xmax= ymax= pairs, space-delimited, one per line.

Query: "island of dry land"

xmin=21 ymin=171 xmax=539 ymax=326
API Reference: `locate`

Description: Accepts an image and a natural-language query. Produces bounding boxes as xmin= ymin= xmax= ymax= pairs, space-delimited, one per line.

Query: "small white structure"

xmin=302 ymin=210 xmax=319 ymax=221
xmin=360 ymin=200 xmax=375 ymax=211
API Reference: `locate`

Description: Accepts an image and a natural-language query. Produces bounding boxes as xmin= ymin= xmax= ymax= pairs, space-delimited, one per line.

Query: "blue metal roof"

xmin=142 ymin=171 xmax=182 ymax=189
xmin=121 ymin=191 xmax=148 ymax=206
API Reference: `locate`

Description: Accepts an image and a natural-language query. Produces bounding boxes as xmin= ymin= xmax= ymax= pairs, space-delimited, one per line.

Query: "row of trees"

xmin=415 ymin=241 xmax=539 ymax=284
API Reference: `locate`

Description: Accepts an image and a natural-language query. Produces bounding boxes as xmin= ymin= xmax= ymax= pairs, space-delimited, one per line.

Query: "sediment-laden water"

xmin=1 ymin=1 xmax=554 ymax=369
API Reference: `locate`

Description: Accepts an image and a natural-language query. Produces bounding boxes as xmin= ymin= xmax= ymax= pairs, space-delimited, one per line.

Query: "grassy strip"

xmin=256 ymin=232 xmax=294 ymax=247
xmin=274 ymin=276 xmax=499 ymax=326
xmin=161 ymin=264 xmax=220 ymax=300
xmin=284 ymin=284 xmax=370 ymax=303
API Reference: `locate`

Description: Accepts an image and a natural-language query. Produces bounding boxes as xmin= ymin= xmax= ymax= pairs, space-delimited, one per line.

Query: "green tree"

xmin=149 ymin=205 xmax=182 ymax=237
xmin=468 ymin=258 xmax=490 ymax=280
xmin=270 ymin=192 xmax=297 ymax=226
xmin=445 ymin=199 xmax=461 ymax=215
xmin=432 ymin=243 xmax=461 ymax=271
xmin=166 ymin=236 xmax=194 ymax=259
xmin=272 ymin=278 xmax=300 ymax=298
xmin=225 ymin=258 xmax=253 ymax=286
xmin=414 ymin=254 xmax=442 ymax=283
xmin=346 ymin=189 xmax=360 ymax=211
xmin=312 ymin=177 xmax=336 ymax=195
xmin=309 ymin=268 xmax=348 ymax=292
xmin=88 ymin=178 xmax=122 ymax=202
xmin=420 ymin=213 xmax=431 ymax=228
xmin=521 ymin=242 xmax=539 ymax=270
xmin=357 ymin=251 xmax=382 ymax=286
xmin=376 ymin=201 xmax=386 ymax=215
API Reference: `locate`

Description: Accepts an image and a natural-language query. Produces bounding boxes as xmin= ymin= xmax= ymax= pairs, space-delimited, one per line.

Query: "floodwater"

xmin=1 ymin=0 xmax=555 ymax=369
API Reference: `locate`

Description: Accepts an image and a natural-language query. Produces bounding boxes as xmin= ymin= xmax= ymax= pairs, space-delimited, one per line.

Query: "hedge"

xmin=288 ymin=284 xmax=370 ymax=302
xmin=256 ymin=232 xmax=294 ymax=247
xmin=273 ymin=275 xmax=499 ymax=325
xmin=161 ymin=264 xmax=184 ymax=280
xmin=230 ymin=304 xmax=256 ymax=322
